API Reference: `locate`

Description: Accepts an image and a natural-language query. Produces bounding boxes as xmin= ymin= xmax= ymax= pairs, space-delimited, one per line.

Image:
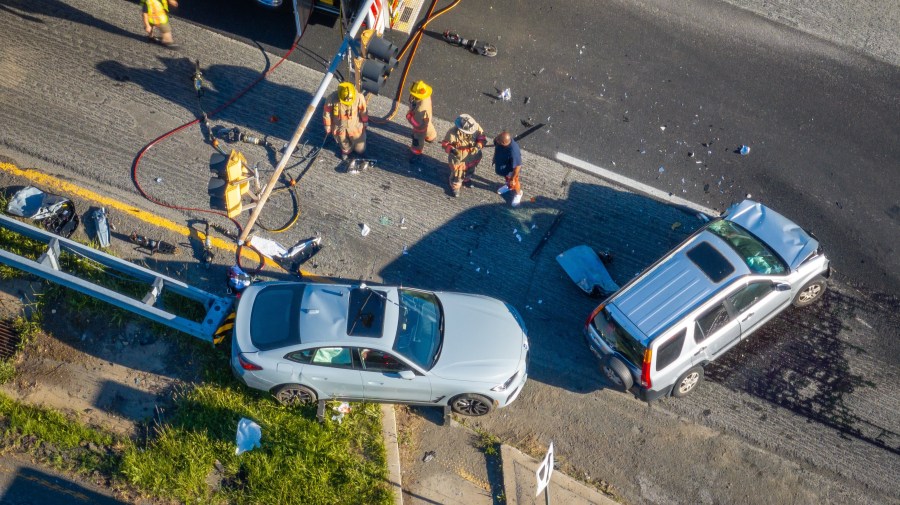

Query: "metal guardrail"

xmin=0 ymin=214 xmax=232 ymax=343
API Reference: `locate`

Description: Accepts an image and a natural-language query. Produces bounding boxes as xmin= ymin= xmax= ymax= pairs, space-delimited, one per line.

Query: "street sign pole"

xmin=237 ymin=0 xmax=377 ymax=245
xmin=535 ymin=441 xmax=554 ymax=504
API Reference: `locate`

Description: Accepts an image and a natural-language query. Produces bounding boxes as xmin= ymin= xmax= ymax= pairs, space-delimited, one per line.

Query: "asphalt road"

xmin=0 ymin=1 xmax=898 ymax=504
xmin=174 ymin=0 xmax=900 ymax=298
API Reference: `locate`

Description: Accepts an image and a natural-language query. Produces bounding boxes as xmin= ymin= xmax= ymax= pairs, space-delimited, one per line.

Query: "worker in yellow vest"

xmin=323 ymin=82 xmax=369 ymax=161
xmin=141 ymin=0 xmax=178 ymax=47
xmin=406 ymin=81 xmax=437 ymax=162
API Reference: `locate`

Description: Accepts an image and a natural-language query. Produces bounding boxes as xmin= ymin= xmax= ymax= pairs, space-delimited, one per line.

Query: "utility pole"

xmin=238 ymin=0 xmax=378 ymax=245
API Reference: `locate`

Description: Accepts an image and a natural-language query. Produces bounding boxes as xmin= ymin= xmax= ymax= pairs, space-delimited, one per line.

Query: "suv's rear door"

xmin=691 ymin=300 xmax=741 ymax=364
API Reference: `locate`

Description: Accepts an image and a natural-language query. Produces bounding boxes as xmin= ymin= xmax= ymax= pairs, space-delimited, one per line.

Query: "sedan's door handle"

xmin=741 ymin=313 xmax=754 ymax=322
xmin=367 ymin=381 xmax=384 ymax=386
xmin=310 ymin=377 xmax=327 ymax=381
xmin=693 ymin=347 xmax=707 ymax=356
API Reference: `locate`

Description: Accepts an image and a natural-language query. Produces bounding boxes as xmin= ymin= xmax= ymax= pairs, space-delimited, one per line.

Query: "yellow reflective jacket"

xmin=142 ymin=0 xmax=169 ymax=26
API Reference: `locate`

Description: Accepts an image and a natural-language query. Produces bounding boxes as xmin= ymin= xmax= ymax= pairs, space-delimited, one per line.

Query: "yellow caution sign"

xmin=213 ymin=311 xmax=236 ymax=345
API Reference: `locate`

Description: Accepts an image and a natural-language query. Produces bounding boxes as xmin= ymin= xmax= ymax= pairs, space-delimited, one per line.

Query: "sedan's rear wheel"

xmin=450 ymin=394 xmax=494 ymax=416
xmin=793 ymin=276 xmax=827 ymax=307
xmin=273 ymin=384 xmax=317 ymax=407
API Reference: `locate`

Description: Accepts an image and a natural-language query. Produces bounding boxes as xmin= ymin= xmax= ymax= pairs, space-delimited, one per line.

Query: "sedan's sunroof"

xmin=346 ymin=287 xmax=387 ymax=337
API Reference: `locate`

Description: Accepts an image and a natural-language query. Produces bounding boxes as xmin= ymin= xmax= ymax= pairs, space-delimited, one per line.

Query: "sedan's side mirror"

xmin=398 ymin=370 xmax=416 ymax=380
xmin=775 ymin=282 xmax=791 ymax=292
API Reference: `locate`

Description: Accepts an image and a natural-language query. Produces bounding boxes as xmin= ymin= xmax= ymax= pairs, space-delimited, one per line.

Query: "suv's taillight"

xmin=640 ymin=349 xmax=652 ymax=388
xmin=586 ymin=304 xmax=605 ymax=328
xmin=238 ymin=354 xmax=263 ymax=371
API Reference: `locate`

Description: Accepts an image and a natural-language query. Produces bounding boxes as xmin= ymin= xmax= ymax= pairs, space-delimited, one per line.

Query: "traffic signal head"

xmin=361 ymin=35 xmax=399 ymax=94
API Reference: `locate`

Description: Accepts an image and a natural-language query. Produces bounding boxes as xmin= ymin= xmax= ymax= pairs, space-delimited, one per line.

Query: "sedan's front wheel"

xmin=450 ymin=394 xmax=494 ymax=416
xmin=273 ymin=384 xmax=317 ymax=407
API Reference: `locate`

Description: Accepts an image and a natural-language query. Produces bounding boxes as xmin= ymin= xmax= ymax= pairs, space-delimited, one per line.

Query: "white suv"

xmin=584 ymin=200 xmax=830 ymax=401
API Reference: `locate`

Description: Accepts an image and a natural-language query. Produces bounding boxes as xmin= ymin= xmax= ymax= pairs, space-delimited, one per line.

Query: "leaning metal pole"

xmin=238 ymin=0 xmax=377 ymax=245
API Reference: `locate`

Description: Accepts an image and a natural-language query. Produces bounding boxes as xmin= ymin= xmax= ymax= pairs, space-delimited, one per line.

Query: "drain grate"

xmin=0 ymin=318 xmax=21 ymax=361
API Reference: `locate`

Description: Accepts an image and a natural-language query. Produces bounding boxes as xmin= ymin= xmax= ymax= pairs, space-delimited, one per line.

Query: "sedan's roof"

xmin=299 ymin=284 xmax=399 ymax=345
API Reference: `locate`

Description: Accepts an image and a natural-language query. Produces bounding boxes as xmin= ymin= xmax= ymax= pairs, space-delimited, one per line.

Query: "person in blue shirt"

xmin=492 ymin=131 xmax=524 ymax=207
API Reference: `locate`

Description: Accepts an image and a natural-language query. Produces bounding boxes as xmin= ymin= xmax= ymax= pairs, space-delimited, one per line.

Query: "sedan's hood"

xmin=429 ymin=293 xmax=526 ymax=382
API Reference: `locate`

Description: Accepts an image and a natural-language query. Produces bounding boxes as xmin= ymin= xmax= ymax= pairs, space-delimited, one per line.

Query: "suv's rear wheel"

xmin=273 ymin=384 xmax=317 ymax=406
xmin=450 ymin=394 xmax=494 ymax=416
xmin=672 ymin=367 xmax=704 ymax=397
xmin=600 ymin=356 xmax=633 ymax=391
xmin=793 ymin=276 xmax=827 ymax=307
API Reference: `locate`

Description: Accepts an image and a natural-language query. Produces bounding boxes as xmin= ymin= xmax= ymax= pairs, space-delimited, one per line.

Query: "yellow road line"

xmin=0 ymin=162 xmax=290 ymax=272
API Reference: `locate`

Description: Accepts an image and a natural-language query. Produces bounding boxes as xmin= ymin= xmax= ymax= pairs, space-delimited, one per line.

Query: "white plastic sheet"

xmin=235 ymin=418 xmax=262 ymax=455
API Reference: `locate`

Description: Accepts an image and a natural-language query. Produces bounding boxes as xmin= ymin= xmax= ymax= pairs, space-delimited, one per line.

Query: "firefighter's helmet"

xmin=409 ymin=80 xmax=432 ymax=100
xmin=455 ymin=114 xmax=478 ymax=135
xmin=338 ymin=82 xmax=356 ymax=105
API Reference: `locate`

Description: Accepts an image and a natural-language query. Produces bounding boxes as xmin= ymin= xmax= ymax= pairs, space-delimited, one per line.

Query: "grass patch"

xmin=0 ymin=214 xmax=393 ymax=504
xmin=122 ymin=387 xmax=389 ymax=504
xmin=0 ymin=393 xmax=123 ymax=476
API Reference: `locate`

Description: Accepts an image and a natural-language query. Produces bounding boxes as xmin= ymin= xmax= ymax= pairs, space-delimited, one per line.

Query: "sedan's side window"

xmin=728 ymin=282 xmax=775 ymax=313
xmin=311 ymin=347 xmax=353 ymax=367
xmin=359 ymin=348 xmax=409 ymax=373
xmin=694 ymin=303 xmax=731 ymax=343
xmin=286 ymin=348 xmax=315 ymax=364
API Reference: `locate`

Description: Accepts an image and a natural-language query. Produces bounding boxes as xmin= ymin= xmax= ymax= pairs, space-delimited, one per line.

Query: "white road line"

xmin=555 ymin=152 xmax=719 ymax=217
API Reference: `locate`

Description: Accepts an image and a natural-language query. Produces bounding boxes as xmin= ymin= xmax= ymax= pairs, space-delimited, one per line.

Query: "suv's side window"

xmin=655 ymin=329 xmax=687 ymax=371
xmin=728 ymin=282 xmax=775 ymax=313
xmin=359 ymin=348 xmax=410 ymax=373
xmin=695 ymin=303 xmax=731 ymax=343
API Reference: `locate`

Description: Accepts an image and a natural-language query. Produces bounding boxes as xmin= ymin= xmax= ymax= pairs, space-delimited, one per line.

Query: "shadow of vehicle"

xmin=378 ymin=180 xmax=703 ymax=394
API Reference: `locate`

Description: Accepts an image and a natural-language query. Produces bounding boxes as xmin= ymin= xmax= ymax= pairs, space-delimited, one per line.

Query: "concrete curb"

xmin=501 ymin=445 xmax=619 ymax=505
xmin=380 ymin=405 xmax=404 ymax=505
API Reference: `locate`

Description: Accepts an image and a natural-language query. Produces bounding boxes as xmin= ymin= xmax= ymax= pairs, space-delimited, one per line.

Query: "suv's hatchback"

xmin=584 ymin=200 xmax=829 ymax=401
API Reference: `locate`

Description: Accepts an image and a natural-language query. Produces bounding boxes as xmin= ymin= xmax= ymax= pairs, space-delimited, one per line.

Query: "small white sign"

xmin=535 ymin=441 xmax=554 ymax=496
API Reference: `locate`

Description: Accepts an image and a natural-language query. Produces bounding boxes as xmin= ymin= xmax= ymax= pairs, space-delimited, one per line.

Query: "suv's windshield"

xmin=393 ymin=289 xmax=443 ymax=370
xmin=707 ymin=220 xmax=788 ymax=275
xmin=592 ymin=308 xmax=645 ymax=367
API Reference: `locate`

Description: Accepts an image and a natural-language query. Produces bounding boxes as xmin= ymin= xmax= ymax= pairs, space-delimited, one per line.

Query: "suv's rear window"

xmin=250 ymin=285 xmax=304 ymax=350
xmin=592 ymin=308 xmax=645 ymax=367
xmin=686 ymin=241 xmax=735 ymax=282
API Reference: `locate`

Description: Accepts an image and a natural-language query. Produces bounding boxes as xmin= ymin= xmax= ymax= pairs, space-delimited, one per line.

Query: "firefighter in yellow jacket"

xmin=141 ymin=0 xmax=178 ymax=47
xmin=323 ymin=82 xmax=368 ymax=161
xmin=441 ymin=114 xmax=486 ymax=197
xmin=406 ymin=81 xmax=437 ymax=161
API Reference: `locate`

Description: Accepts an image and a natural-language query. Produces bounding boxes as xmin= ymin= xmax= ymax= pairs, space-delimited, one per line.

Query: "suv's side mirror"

xmin=398 ymin=370 xmax=416 ymax=380
xmin=775 ymin=282 xmax=791 ymax=292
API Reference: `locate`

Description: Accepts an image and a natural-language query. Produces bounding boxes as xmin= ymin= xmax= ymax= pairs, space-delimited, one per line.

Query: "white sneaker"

xmin=497 ymin=184 xmax=510 ymax=195
xmin=511 ymin=193 xmax=523 ymax=207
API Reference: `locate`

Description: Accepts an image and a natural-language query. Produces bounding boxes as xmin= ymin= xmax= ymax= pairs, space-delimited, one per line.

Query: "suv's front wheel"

xmin=672 ymin=367 xmax=704 ymax=397
xmin=793 ymin=276 xmax=827 ymax=307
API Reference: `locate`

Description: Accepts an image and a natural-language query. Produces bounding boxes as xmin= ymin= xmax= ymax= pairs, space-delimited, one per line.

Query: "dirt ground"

xmin=395 ymin=405 xmax=501 ymax=504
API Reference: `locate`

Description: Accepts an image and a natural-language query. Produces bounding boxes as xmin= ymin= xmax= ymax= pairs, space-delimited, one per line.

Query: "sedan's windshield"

xmin=393 ymin=289 xmax=443 ymax=369
xmin=707 ymin=220 xmax=787 ymax=275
